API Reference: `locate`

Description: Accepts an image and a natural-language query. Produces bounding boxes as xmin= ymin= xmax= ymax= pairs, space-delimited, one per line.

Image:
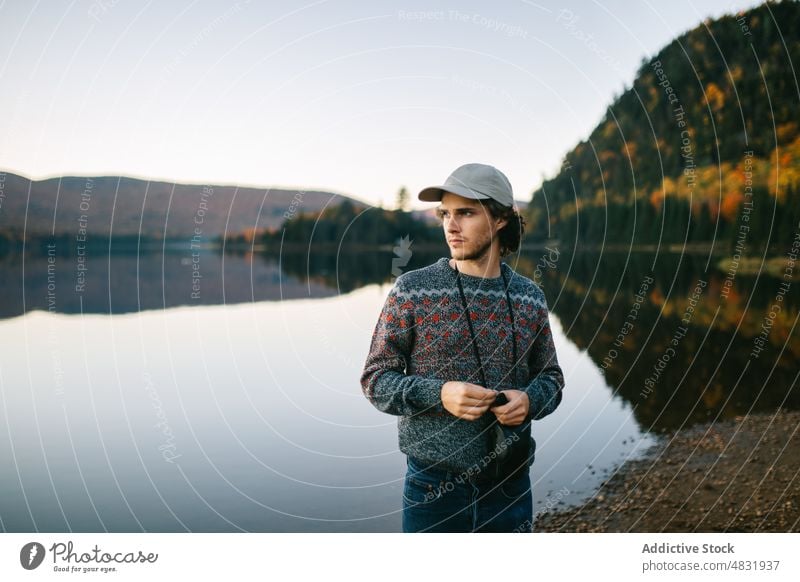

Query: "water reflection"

xmin=0 ymin=245 xmax=795 ymax=531
xmin=540 ymin=251 xmax=799 ymax=432
xmin=6 ymin=246 xmax=795 ymax=435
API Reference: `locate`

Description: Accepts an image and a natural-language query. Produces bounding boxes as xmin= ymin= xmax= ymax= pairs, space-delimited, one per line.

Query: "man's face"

xmin=436 ymin=192 xmax=508 ymax=261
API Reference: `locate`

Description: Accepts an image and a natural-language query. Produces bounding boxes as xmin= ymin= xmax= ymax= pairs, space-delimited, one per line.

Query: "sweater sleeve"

xmin=522 ymin=291 xmax=564 ymax=420
xmin=360 ymin=279 xmax=445 ymax=416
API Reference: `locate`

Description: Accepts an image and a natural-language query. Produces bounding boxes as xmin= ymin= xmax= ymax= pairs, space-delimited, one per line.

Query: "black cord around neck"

xmin=453 ymin=261 xmax=519 ymax=389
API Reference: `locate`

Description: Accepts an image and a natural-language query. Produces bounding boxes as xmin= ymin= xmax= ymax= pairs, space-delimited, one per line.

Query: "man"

xmin=360 ymin=162 xmax=564 ymax=532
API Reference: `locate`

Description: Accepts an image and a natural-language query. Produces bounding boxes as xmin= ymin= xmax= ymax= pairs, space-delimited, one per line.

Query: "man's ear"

xmin=495 ymin=217 xmax=509 ymax=231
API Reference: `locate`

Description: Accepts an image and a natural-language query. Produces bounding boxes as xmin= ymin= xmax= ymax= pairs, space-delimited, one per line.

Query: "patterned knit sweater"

xmin=360 ymin=256 xmax=564 ymax=472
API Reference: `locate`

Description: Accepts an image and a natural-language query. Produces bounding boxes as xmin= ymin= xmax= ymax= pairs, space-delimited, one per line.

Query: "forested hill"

xmin=526 ymin=0 xmax=800 ymax=253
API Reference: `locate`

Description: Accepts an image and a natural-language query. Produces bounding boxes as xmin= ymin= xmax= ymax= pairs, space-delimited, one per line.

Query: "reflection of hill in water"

xmin=542 ymin=252 xmax=800 ymax=432
xmin=0 ymin=249 xmax=341 ymax=320
xmin=0 ymin=246 xmax=539 ymax=319
xmin=0 ymin=247 xmax=464 ymax=319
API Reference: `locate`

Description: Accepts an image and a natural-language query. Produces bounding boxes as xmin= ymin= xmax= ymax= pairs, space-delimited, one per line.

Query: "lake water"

xmin=0 ymin=246 xmax=795 ymax=532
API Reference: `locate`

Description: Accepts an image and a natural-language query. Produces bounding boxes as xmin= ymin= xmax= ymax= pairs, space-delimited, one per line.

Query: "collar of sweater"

xmin=439 ymin=257 xmax=512 ymax=286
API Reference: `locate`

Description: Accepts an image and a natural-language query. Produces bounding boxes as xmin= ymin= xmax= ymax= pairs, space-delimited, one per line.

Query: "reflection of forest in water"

xmin=2 ymin=245 xmax=797 ymax=432
xmin=539 ymin=251 xmax=799 ymax=433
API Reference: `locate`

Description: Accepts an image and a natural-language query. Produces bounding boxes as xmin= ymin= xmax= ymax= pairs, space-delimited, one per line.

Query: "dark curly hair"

xmin=484 ymin=200 xmax=527 ymax=257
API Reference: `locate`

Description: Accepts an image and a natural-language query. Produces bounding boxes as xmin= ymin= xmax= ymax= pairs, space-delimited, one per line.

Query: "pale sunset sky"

xmin=0 ymin=0 xmax=762 ymax=209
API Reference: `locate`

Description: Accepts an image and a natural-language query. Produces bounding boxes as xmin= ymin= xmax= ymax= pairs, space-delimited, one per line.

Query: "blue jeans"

xmin=402 ymin=456 xmax=533 ymax=533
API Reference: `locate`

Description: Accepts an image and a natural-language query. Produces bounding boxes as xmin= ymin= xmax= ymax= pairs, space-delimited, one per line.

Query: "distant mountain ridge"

xmin=0 ymin=171 xmax=363 ymax=240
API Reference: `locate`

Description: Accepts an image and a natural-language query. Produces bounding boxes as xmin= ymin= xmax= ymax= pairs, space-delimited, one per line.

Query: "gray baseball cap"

xmin=418 ymin=163 xmax=514 ymax=207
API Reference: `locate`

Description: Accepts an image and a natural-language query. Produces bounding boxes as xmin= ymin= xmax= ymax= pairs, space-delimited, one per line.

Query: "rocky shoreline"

xmin=535 ymin=410 xmax=800 ymax=532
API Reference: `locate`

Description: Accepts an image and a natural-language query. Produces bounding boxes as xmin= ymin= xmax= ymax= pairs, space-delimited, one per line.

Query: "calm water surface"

xmin=0 ymin=247 xmax=794 ymax=532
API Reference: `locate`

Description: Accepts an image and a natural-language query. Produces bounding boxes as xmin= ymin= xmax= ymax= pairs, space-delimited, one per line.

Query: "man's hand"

xmin=490 ymin=389 xmax=529 ymax=426
xmin=441 ymin=381 xmax=497 ymax=420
